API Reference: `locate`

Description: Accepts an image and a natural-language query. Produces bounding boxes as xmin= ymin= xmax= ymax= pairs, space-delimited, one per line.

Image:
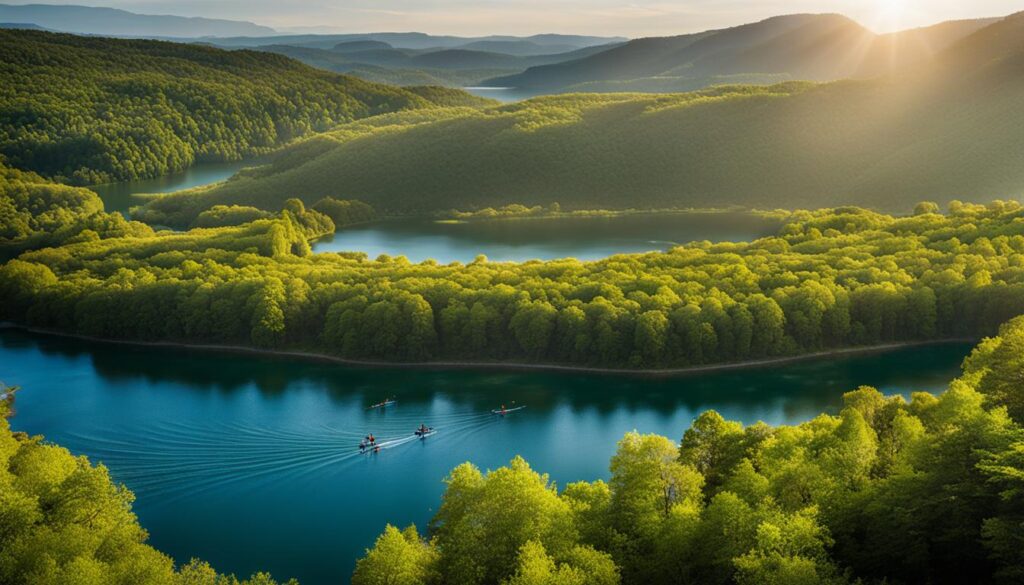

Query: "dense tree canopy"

xmin=0 ymin=29 xmax=490 ymax=185
xmin=353 ymin=328 xmax=1024 ymax=584
xmin=0 ymin=163 xmax=104 ymax=243
xmin=5 ymin=198 xmax=1024 ymax=368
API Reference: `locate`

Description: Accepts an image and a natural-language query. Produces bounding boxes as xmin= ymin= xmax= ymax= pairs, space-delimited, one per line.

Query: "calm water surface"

xmin=463 ymin=86 xmax=545 ymax=102
xmin=313 ymin=213 xmax=779 ymax=263
xmin=0 ymin=328 xmax=972 ymax=584
xmin=88 ymin=160 xmax=254 ymax=214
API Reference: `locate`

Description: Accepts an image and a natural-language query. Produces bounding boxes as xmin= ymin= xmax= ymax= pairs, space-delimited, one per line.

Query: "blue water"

xmin=312 ymin=213 xmax=779 ymax=263
xmin=0 ymin=328 xmax=971 ymax=584
xmin=88 ymin=160 xmax=255 ymax=215
xmin=463 ymin=86 xmax=545 ymax=102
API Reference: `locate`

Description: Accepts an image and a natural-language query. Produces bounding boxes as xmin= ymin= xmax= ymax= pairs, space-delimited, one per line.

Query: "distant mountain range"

xmin=0 ymin=3 xmax=276 ymax=37
xmin=0 ymin=21 xmax=47 ymax=30
xmin=137 ymin=11 xmax=1024 ymax=219
xmin=489 ymin=14 xmax=1002 ymax=92
xmin=0 ymin=3 xmax=626 ymax=88
xmin=256 ymin=42 xmax=624 ymax=87
xmin=0 ymin=4 xmax=624 ymax=54
xmin=195 ymin=32 xmax=626 ymax=54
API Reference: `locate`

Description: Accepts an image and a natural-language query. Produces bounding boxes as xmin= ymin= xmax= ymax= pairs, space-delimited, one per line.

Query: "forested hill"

xmin=139 ymin=13 xmax=1024 ymax=223
xmin=489 ymin=13 xmax=998 ymax=92
xmin=0 ymin=29 xmax=491 ymax=185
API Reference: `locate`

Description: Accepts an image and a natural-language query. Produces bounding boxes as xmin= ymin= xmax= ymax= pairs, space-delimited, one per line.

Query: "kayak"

xmin=367 ymin=399 xmax=396 ymax=409
xmin=359 ymin=439 xmax=392 ymax=453
xmin=415 ymin=428 xmax=436 ymax=438
xmin=492 ymin=406 xmax=526 ymax=415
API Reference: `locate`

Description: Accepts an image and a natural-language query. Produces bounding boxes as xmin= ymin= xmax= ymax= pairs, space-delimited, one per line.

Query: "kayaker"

xmin=418 ymin=423 xmax=430 ymax=435
xmin=359 ymin=439 xmax=366 ymax=452
xmin=369 ymin=433 xmax=376 ymax=445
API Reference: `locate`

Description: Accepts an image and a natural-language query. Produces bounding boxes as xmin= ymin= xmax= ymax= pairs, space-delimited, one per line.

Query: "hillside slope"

xmin=0 ymin=29 xmax=490 ymax=184
xmin=136 ymin=14 xmax=1024 ymax=224
xmin=492 ymin=14 xmax=1000 ymax=92
xmin=854 ymin=17 xmax=1001 ymax=77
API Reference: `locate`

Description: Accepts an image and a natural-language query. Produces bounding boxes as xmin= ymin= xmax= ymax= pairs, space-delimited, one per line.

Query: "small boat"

xmin=360 ymin=438 xmax=390 ymax=454
xmin=367 ymin=399 xmax=396 ymax=410
xmin=492 ymin=405 xmax=526 ymax=415
xmin=414 ymin=427 xmax=436 ymax=438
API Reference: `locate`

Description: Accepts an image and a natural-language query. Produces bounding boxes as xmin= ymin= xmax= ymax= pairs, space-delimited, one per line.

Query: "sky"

xmin=10 ymin=0 xmax=1024 ymax=36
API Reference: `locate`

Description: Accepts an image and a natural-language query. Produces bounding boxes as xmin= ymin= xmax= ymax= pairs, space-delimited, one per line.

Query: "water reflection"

xmin=313 ymin=213 xmax=780 ymax=263
xmin=88 ymin=159 xmax=256 ymax=214
xmin=2 ymin=327 xmax=968 ymax=420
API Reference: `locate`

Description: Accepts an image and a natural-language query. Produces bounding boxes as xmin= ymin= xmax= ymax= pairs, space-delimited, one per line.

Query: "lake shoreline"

xmin=0 ymin=322 xmax=977 ymax=378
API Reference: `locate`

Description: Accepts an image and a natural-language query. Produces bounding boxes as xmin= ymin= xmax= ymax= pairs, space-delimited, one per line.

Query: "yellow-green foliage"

xmin=6 ymin=199 xmax=1024 ymax=367
xmin=0 ymin=163 xmax=103 ymax=241
xmin=0 ymin=29 xmax=487 ymax=185
xmin=192 ymin=205 xmax=274 ymax=229
xmin=355 ymin=340 xmax=1024 ymax=584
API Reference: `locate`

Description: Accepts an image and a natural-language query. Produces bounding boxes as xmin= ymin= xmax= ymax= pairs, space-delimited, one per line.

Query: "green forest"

xmin=137 ymin=18 xmax=1024 ymax=221
xmin=352 ymin=318 xmax=1024 ymax=584
xmin=6 ymin=174 xmax=1024 ymax=368
xmin=0 ymin=29 xmax=490 ymax=185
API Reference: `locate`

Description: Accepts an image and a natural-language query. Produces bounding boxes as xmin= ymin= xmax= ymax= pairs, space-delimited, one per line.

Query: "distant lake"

xmin=1 ymin=327 xmax=972 ymax=585
xmin=312 ymin=212 xmax=780 ymax=263
xmin=88 ymin=160 xmax=254 ymax=215
xmin=464 ymin=86 xmax=544 ymax=102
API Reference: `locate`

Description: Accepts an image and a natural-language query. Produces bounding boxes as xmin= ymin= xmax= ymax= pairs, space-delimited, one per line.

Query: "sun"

xmin=870 ymin=0 xmax=912 ymax=32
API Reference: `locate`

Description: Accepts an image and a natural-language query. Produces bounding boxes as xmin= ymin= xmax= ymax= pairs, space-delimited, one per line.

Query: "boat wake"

xmin=65 ymin=410 xmax=496 ymax=504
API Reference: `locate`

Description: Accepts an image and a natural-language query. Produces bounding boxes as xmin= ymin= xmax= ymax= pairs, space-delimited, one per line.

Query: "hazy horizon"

xmin=1 ymin=0 xmax=1020 ymax=37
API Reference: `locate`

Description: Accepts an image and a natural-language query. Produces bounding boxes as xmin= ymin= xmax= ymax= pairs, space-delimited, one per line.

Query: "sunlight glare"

xmin=870 ymin=0 xmax=911 ymax=32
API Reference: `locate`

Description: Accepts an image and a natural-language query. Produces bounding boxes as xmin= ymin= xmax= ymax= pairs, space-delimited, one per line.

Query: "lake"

xmin=0 ymin=327 xmax=972 ymax=585
xmin=312 ymin=213 xmax=780 ymax=263
xmin=464 ymin=86 xmax=545 ymax=102
xmin=88 ymin=160 xmax=255 ymax=215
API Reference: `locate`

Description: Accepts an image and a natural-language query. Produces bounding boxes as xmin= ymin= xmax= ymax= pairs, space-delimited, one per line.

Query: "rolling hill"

xmin=136 ymin=13 xmax=1024 ymax=225
xmin=490 ymin=13 xmax=1001 ymax=92
xmin=332 ymin=40 xmax=393 ymax=53
xmin=0 ymin=29 xmax=491 ymax=184
xmin=0 ymin=3 xmax=276 ymax=37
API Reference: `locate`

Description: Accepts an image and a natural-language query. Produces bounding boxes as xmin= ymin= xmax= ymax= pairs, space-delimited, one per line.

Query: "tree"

xmin=961 ymin=316 xmax=1024 ymax=422
xmin=352 ymin=525 xmax=438 ymax=585
xmin=432 ymin=457 xmax=576 ymax=585
xmin=609 ymin=432 xmax=703 ymax=539
xmin=679 ymin=411 xmax=745 ymax=491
